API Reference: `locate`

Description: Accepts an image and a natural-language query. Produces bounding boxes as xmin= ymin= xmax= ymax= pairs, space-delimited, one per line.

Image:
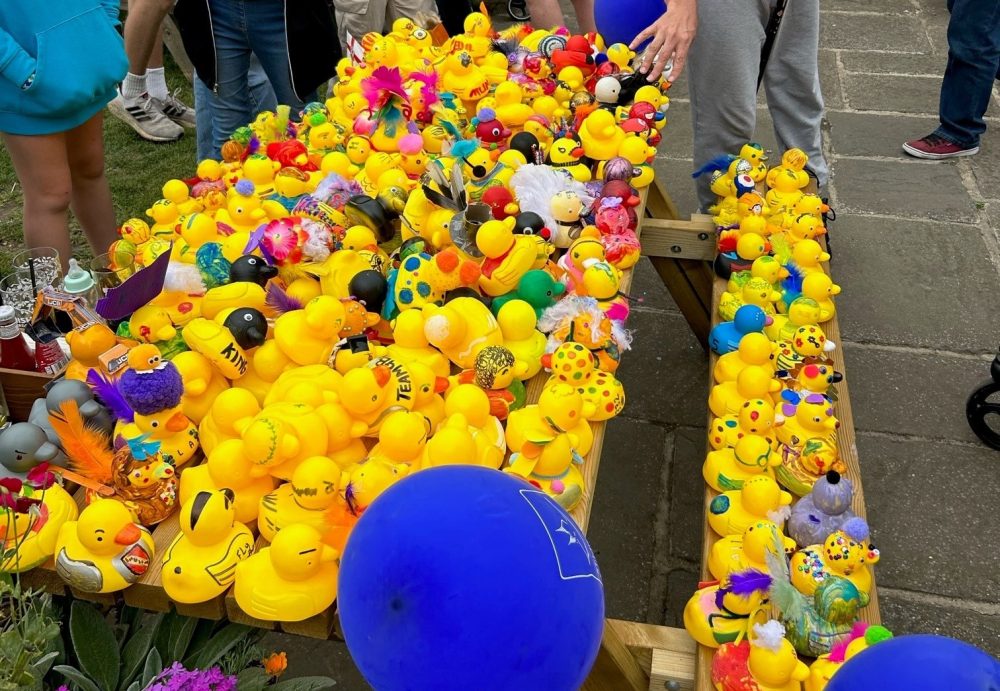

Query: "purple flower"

xmin=146 ymin=662 xmax=237 ymax=691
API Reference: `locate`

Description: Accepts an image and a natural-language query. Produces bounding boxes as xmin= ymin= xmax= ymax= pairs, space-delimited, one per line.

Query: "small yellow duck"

xmin=711 ymin=621 xmax=810 ymax=691
xmin=684 ymin=582 xmax=768 ymax=649
xmin=719 ymin=277 xmax=782 ymax=322
xmin=708 ymin=476 xmax=793 ymax=537
xmin=708 ymin=519 xmax=797 ymax=582
xmin=146 ymin=199 xmax=180 ymax=239
xmin=708 ymin=398 xmax=779 ymax=453
xmin=161 ymin=488 xmax=255 ymax=604
xmin=800 ymin=273 xmax=840 ymax=322
xmin=765 ymin=168 xmax=807 ymax=215
xmin=544 ymin=342 xmax=625 ymax=422
xmin=214 ymin=180 xmax=267 ymax=235
xmin=368 ymin=410 xmax=431 ymax=467
xmin=253 ymin=296 xmax=346 ymax=381
xmin=234 ymin=523 xmax=338 ymax=621
xmin=128 ymin=305 xmax=176 ymax=345
xmin=546 ymin=137 xmax=591 ymax=182
xmin=714 ymin=332 xmax=777 ymax=383
xmin=180 ymin=438 xmax=277 ymax=524
xmin=0 ymin=482 xmax=78 ymax=573
xmin=54 ymin=499 xmax=154 ymax=593
xmin=440 ymin=385 xmax=506 ymax=467
xmin=615 ymin=135 xmax=656 ymax=188
xmin=709 ymin=365 xmax=782 ymax=418
xmin=117 ymin=405 xmax=199 ymax=468
xmin=506 ymin=433 xmax=584 ymax=510
xmin=421 ymin=413 xmax=483 ymax=469
xmin=493 ymin=81 xmax=534 ymax=127
xmin=789 ymin=239 xmax=830 ymax=275
xmin=764 ymin=297 xmax=822 ymax=343
xmin=198 ymin=388 xmax=262 ymax=456
xmin=703 ymin=433 xmax=781 ymax=492
xmin=387 ymin=309 xmax=451 ymax=378
xmin=162 ymin=179 xmax=202 ymax=216
xmin=578 ymin=109 xmax=625 ymax=162
xmin=776 ymin=394 xmax=839 ymax=453
xmin=422 ymin=297 xmax=504 ymax=370
xmin=506 ymin=383 xmax=595 ymax=461
xmin=476 ymin=217 xmax=537 ymax=297
xmin=171 ymin=351 xmax=230 ymax=424
xmin=342 ymin=457 xmax=409 ymax=514
xmin=737 ymin=142 xmax=769 ymax=182
xmin=258 ymin=456 xmax=342 ymax=543
xmin=497 ymin=300 xmax=547 ymax=380
xmin=790 ymin=526 xmax=879 ymax=598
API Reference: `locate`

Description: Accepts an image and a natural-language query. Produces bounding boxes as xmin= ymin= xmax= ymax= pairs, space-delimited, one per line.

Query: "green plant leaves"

xmin=142 ymin=647 xmax=163 ymax=687
xmin=52 ymin=664 xmax=102 ymax=691
xmin=68 ymin=602 xmax=121 ymax=691
xmin=166 ymin=612 xmax=198 ymax=663
xmin=120 ymin=612 xmax=163 ymax=689
xmin=188 ymin=623 xmax=254 ymax=670
xmin=271 ymin=677 xmax=337 ymax=690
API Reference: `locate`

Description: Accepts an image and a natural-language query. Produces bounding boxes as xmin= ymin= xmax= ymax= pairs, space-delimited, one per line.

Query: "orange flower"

xmin=262 ymin=651 xmax=288 ymax=677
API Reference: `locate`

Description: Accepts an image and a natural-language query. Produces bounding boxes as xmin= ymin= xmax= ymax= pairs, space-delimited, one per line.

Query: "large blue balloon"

xmin=338 ymin=467 xmax=605 ymax=691
xmin=828 ymin=635 xmax=1000 ymax=691
xmin=595 ymin=0 xmax=666 ymax=50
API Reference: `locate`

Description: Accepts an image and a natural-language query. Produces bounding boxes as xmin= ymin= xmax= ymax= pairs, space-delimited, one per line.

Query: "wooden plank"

xmin=162 ymin=16 xmax=195 ymax=83
xmin=581 ymin=620 xmax=648 ymax=691
xmin=639 ymin=219 xmax=716 ymax=261
xmin=651 ymin=647 xmax=696 ymax=691
xmin=608 ymin=619 xmax=696 ymax=682
xmin=0 ymin=366 xmax=53 ymax=422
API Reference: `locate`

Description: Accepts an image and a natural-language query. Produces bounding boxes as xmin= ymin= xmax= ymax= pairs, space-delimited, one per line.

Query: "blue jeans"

xmin=195 ymin=58 xmax=275 ymax=161
xmin=206 ymin=0 xmax=317 ymax=154
xmin=935 ymin=0 xmax=1000 ymax=147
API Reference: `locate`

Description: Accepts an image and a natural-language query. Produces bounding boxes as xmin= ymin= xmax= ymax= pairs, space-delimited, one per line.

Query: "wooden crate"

xmin=0 ymin=366 xmax=52 ymax=422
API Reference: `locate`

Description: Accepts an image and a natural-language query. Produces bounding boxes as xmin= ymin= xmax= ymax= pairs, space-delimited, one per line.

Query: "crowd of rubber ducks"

xmin=686 ymin=146 xmax=890 ymax=690
xmin=0 ymin=13 xmax=664 ymax=623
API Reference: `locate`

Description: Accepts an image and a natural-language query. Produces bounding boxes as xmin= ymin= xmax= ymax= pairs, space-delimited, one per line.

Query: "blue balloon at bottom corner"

xmin=827 ymin=635 xmax=1000 ymax=691
xmin=595 ymin=0 xmax=666 ymax=50
xmin=338 ymin=466 xmax=605 ymax=691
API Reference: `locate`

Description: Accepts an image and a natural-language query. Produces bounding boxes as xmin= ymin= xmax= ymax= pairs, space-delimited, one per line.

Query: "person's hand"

xmin=629 ymin=0 xmax=697 ymax=82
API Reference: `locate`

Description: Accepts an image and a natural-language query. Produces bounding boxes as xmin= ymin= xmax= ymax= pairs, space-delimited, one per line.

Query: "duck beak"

xmin=115 ymin=523 xmax=141 ymax=545
xmin=571 ymin=147 xmax=585 ymax=159
xmin=166 ymin=411 xmax=188 ymax=432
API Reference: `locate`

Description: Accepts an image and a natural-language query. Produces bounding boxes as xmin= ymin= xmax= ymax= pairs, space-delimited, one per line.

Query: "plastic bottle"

xmin=33 ymin=322 xmax=68 ymax=375
xmin=62 ymin=258 xmax=100 ymax=308
xmin=0 ymin=305 xmax=35 ymax=371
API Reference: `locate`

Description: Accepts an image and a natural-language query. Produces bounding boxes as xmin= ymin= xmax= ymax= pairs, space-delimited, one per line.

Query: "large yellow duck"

xmin=172 ymin=351 xmax=230 ymax=424
xmin=789 ymin=526 xmax=879 ymax=598
xmin=497 ymin=300 xmax=547 ymax=380
xmin=440 ymin=385 xmax=506 ymax=468
xmin=253 ymin=296 xmax=347 ymax=381
xmin=800 ymin=273 xmax=841 ymax=322
xmin=711 ymin=621 xmax=811 ymax=691
xmin=234 ymin=523 xmax=338 ymax=621
xmin=708 ymin=519 xmax=797 ymax=582
xmin=708 ymin=476 xmax=793 ymax=537
xmin=214 ymin=180 xmax=268 ymax=235
xmin=702 ymin=433 xmax=781 ymax=492
xmin=544 ymin=342 xmax=625 ymax=422
xmin=547 ymin=137 xmax=591 ymax=182
xmin=367 ymin=410 xmax=431 ymax=467
xmin=0 ymin=482 xmax=78 ymax=573
xmin=54 ymin=499 xmax=155 ymax=593
xmin=714 ymin=332 xmax=777 ymax=383
xmin=387 ymin=309 xmax=451 ymax=378
xmin=684 ymin=581 xmax=768 ymax=649
xmin=476 ymin=217 xmax=537 ymax=297
xmin=179 ymin=438 xmax=277 ymax=524
xmin=258 ymin=456 xmax=342 ymax=543
xmin=198 ymin=388 xmax=262 ymax=455
xmin=506 ymin=383 xmax=595 ymax=461
xmin=160 ymin=488 xmax=255 ymax=604
xmin=421 ymin=413 xmax=484 ymax=469
xmin=422 ymin=297 xmax=504 ymax=370
xmin=719 ymin=277 xmax=782 ymax=322
xmin=578 ymin=109 xmax=625 ymax=161
xmin=709 ymin=365 xmax=782 ymax=418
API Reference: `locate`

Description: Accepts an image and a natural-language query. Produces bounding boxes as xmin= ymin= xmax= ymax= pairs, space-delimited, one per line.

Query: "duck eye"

xmin=96 ymin=536 xmax=103 ymax=542
xmin=243 ymin=314 xmax=254 ymax=322
xmin=151 ymin=421 xmax=159 ymax=428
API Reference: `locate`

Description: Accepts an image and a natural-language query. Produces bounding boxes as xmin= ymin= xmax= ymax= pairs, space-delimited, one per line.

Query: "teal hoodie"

xmin=0 ymin=0 xmax=127 ymax=135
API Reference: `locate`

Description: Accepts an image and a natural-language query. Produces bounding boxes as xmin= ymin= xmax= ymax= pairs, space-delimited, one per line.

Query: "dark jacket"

xmin=173 ymin=0 xmax=341 ymax=102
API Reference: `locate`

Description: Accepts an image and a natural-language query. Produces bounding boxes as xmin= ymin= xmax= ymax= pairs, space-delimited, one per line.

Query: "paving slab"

xmin=818 ymin=49 xmax=844 ymax=110
xmin=630 ymin=257 xmax=683 ymax=314
xmin=831 ymin=158 xmax=976 ymax=222
xmin=842 ymin=73 xmax=941 ymax=114
xmin=969 ymin=129 xmax=1000 ymax=201
xmin=856 ymin=433 xmax=1000 ymax=601
xmin=831 ymin=215 xmax=1000 ymax=351
xmin=616 ymin=310 xmax=708 ymax=427
xmin=658 ymin=99 xmax=692 ymax=160
xmin=663 ymin=567 xmax=700 ymax=628
xmin=838 ymin=49 xmax=945 ymax=77
xmin=667 ymin=426 xmax=707 ymax=563
xmin=588 ymin=417 xmax=668 ymax=623
xmin=842 ymin=343 xmax=990 ymax=443
xmin=879 ymin=590 xmax=1000 ymax=657
xmin=823 ymin=0 xmax=918 ymax=13
xmin=652 ymin=158 xmax=701 ymax=220
xmin=265 ymin=631 xmax=370 ymax=688
xmin=820 ymin=13 xmax=931 ymax=53
xmin=827 ymin=111 xmax=938 ymax=158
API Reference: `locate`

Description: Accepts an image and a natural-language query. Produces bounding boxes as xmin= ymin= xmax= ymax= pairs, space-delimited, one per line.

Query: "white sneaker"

xmin=107 ymin=89 xmax=184 ymax=142
xmin=153 ymin=89 xmax=197 ymax=129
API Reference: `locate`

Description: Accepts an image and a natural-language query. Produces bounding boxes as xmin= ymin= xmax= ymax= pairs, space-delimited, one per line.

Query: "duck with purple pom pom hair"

xmin=787 ymin=471 xmax=859 ymax=547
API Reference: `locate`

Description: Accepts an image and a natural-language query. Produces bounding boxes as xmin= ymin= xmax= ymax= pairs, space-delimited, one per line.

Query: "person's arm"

xmin=629 ymin=0 xmax=697 ymax=81
xmin=0 ymin=28 xmax=36 ymax=88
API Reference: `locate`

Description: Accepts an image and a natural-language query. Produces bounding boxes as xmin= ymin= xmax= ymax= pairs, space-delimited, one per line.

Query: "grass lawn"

xmin=0 ymin=54 xmax=196 ymax=275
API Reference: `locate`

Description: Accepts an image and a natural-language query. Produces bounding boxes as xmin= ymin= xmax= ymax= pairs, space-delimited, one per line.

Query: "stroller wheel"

xmin=508 ymin=0 xmax=530 ymax=21
xmin=966 ymin=378 xmax=1000 ymax=450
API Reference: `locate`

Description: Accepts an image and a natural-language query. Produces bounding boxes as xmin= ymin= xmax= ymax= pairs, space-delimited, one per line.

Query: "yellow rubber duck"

xmin=506 ymin=383 xmax=595 ymax=460
xmin=708 ymin=519 xmax=797 ymax=582
xmin=546 ymin=137 xmax=591 ymax=182
xmin=128 ymin=304 xmax=177 ymax=345
xmin=707 ymin=398 xmax=778 ymax=452
xmin=258 ymin=456 xmax=343 ymax=543
xmin=262 ymin=364 xmax=342 ymax=408
xmin=234 ymin=523 xmax=338 ymax=621
xmin=497 ymin=300 xmax=547 ymax=380
xmin=712 ymin=621 xmax=810 ymax=691
xmin=773 ymin=324 xmax=837 ymax=373
xmin=161 ymin=488 xmax=255 ymax=603
xmin=421 ymin=412 xmax=484 ymax=469
xmin=729 ymin=256 xmax=789 ymax=294
xmin=173 ymin=212 xmax=220 ymax=264
xmin=201 ymin=281 xmax=269 ymax=321
xmin=146 ymin=199 xmax=180 ymax=239
xmin=64 ymin=323 xmax=119 ymax=382
xmin=703 ymin=433 xmax=781 ymax=492
xmin=764 ymin=167 xmax=806 ymax=215
xmin=790 ymin=239 xmax=830 ymax=276
xmin=785 ymin=214 xmax=826 ymax=244
xmin=578 ymin=109 xmax=625 ymax=162
xmin=606 ymin=43 xmax=636 ymax=70
xmin=683 ymin=581 xmax=768 ymax=648
xmin=0 ymin=482 xmax=78 ymax=573
xmin=54 ymin=499 xmax=154 ymax=593
xmin=506 ymin=432 xmax=584 ymax=510
xmin=408 ymin=361 xmax=448 ymax=430
xmin=305 ymin=249 xmax=374 ymax=298
xmin=368 ymin=410 xmax=431 ymax=467
xmin=615 ymin=135 xmax=656 ymax=187
xmin=719 ymin=276 xmax=782 ymax=322
xmin=790 ymin=527 xmax=879 ymax=597
xmin=252 ymin=296 xmax=346 ymax=381
xmin=737 ymin=142 xmax=769 ymax=182
xmin=387 ymin=309 xmax=451 ymax=378
xmin=776 ymin=394 xmax=839 ymax=454
xmin=440 ymin=52 xmax=491 ymax=109
xmin=241 ymin=155 xmax=280 ymax=198
xmin=180 ymin=438 xmax=277 ymax=524
xmin=800 ymin=273 xmax=840 ymax=323
xmin=321 ymin=151 xmax=356 ymax=180
xmin=524 ymin=114 xmax=557 ymax=152
xmin=117 ymin=403 xmax=199 ymax=468
xmin=544 ymin=342 xmax=625 ymax=422
xmin=714 ymin=332 xmax=777 ymax=383
xmin=237 ymin=402 xmax=336 ymax=481
xmin=493 ymin=81 xmax=534 ymax=127
xmin=422 ymin=297 xmax=504 ymax=370
xmin=633 ymin=85 xmax=669 ymax=130
xmin=764 ymin=297 xmax=822 ymax=342
xmin=708 ymin=476 xmax=793 ymax=537
xmin=214 ymin=180 xmax=267 ymax=234
xmin=709 ymin=365 xmax=781 ymax=418
xmin=342 ymin=457 xmax=409 ymax=514
xmin=441 ymin=384 xmax=505 ymax=467
xmin=198 ymin=388 xmax=262 ymax=456
xmin=172 ymin=351 xmax=230 ymax=424
xmin=476 ymin=217 xmax=537 ymax=297
xmin=162 ymin=179 xmax=202 ymax=216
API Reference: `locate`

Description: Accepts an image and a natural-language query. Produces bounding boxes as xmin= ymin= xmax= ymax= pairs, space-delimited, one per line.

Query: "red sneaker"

xmin=903 ymin=133 xmax=979 ymax=159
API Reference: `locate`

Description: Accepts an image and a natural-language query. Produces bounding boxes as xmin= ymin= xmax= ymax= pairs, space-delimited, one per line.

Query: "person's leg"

xmin=762 ymin=0 xmax=828 ymax=190
xmin=245 ymin=0 xmax=315 ymax=110
xmin=2 ymin=131 xmax=74 ymax=265
xmin=209 ymin=0 xmax=255 ymax=152
xmin=524 ymin=0 xmax=567 ymax=30
xmin=571 ymin=0 xmax=595 ymax=33
xmin=434 ymin=0 xmax=473 ymax=36
xmin=248 ymin=55 xmax=278 ymax=113
xmin=688 ymin=0 xmax=766 ymax=210
xmin=194 ymin=73 xmax=216 ymax=161
xmin=335 ymin=1 xmax=387 ymax=54
xmin=935 ymin=0 xmax=1000 ymax=146
xmin=65 ymin=114 xmax=119 ymax=255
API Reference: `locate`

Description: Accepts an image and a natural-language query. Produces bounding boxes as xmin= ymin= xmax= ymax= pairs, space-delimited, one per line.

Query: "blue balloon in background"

xmin=338 ymin=467 xmax=605 ymax=691
xmin=595 ymin=0 xmax=666 ymax=50
xmin=827 ymin=635 xmax=1000 ymax=691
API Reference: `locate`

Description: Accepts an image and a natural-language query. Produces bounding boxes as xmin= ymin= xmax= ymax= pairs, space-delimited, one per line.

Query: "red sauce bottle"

xmin=0 ymin=305 xmax=35 ymax=371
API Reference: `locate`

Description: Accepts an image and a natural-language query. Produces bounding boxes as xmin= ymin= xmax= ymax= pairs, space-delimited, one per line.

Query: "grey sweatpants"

xmin=688 ymin=0 xmax=828 ymax=210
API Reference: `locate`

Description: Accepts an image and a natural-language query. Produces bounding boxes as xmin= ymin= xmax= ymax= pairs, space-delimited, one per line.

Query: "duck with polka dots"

xmin=542 ymin=342 xmax=625 ymax=422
